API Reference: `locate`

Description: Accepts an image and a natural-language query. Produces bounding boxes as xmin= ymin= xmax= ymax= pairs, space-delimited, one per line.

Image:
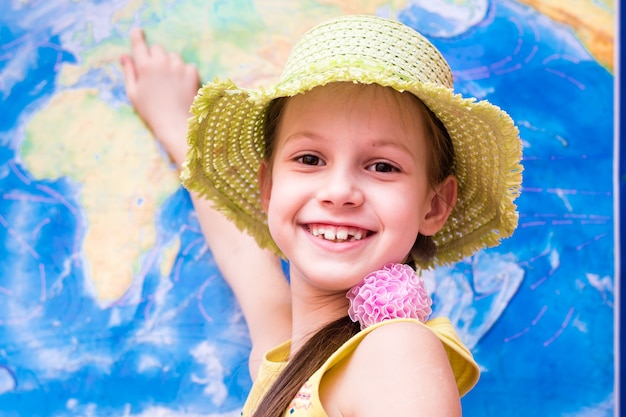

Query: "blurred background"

xmin=0 ymin=0 xmax=615 ymax=416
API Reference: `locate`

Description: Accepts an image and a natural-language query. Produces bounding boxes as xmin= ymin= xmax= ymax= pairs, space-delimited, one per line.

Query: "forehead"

xmin=283 ymin=82 xmax=426 ymax=123
xmin=277 ymin=82 xmax=429 ymax=146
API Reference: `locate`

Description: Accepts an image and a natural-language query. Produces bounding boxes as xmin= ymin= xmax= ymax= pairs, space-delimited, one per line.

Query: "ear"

xmin=258 ymin=160 xmax=272 ymax=213
xmin=420 ymin=175 xmax=458 ymax=236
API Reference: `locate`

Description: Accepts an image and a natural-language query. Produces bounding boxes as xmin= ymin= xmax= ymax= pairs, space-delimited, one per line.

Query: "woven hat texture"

xmin=182 ymin=14 xmax=523 ymax=268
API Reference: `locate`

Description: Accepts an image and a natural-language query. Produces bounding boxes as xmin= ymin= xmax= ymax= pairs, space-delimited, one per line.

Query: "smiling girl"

xmin=122 ymin=14 xmax=522 ymax=417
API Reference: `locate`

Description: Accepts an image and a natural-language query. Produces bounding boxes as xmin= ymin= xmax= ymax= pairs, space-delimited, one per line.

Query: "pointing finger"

xmin=130 ymin=27 xmax=150 ymax=62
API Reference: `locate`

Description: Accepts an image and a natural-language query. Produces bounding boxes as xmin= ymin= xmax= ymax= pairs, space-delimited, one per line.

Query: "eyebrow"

xmin=282 ymin=131 xmax=323 ymax=144
xmin=369 ymin=138 xmax=415 ymax=156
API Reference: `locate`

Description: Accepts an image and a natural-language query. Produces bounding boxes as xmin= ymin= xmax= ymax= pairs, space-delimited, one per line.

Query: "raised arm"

xmin=120 ymin=29 xmax=292 ymax=378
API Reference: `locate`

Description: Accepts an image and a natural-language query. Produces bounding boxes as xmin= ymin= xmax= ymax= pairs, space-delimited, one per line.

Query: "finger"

xmin=169 ymin=51 xmax=184 ymax=66
xmin=168 ymin=51 xmax=189 ymax=73
xmin=185 ymin=63 xmax=201 ymax=87
xmin=120 ymin=54 xmax=138 ymax=100
xmin=149 ymin=43 xmax=167 ymax=61
xmin=130 ymin=27 xmax=150 ymax=61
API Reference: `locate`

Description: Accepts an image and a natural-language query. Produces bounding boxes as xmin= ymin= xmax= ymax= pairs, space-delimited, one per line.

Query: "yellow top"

xmin=241 ymin=317 xmax=480 ymax=416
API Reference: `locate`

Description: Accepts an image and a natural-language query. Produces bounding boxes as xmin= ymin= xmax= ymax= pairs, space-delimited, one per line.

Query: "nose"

xmin=316 ymin=167 xmax=364 ymax=207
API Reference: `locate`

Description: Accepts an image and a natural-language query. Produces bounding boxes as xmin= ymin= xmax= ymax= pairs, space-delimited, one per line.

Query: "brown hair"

xmin=254 ymin=84 xmax=455 ymax=417
xmin=252 ymin=316 xmax=360 ymax=416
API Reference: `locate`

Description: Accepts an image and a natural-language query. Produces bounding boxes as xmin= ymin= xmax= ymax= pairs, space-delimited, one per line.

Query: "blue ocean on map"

xmin=0 ymin=0 xmax=614 ymax=416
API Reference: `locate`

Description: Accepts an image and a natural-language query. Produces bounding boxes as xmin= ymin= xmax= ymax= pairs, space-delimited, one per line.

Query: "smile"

xmin=307 ymin=224 xmax=371 ymax=242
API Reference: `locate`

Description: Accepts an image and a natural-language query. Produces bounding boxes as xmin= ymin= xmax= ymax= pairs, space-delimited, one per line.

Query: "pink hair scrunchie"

xmin=346 ymin=263 xmax=432 ymax=329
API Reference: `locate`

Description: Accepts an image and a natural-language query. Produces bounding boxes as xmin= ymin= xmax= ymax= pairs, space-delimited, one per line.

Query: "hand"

xmin=120 ymin=28 xmax=200 ymax=168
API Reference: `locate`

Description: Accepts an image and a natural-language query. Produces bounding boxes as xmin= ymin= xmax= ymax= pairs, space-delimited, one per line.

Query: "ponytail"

xmin=252 ymin=316 xmax=360 ymax=417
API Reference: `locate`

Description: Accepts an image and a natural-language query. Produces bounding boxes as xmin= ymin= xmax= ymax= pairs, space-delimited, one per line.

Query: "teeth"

xmin=309 ymin=225 xmax=368 ymax=242
xmin=336 ymin=228 xmax=348 ymax=240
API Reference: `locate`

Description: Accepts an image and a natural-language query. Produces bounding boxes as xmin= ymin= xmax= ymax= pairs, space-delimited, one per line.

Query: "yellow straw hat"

xmin=182 ymin=14 xmax=523 ymax=268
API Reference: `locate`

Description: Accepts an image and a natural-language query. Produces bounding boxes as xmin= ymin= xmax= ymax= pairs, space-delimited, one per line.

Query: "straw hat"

xmin=182 ymin=14 xmax=523 ymax=268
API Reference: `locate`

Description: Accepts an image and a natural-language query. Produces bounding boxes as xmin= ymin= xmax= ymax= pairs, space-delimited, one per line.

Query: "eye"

xmin=368 ymin=162 xmax=399 ymax=173
xmin=297 ymin=154 xmax=324 ymax=166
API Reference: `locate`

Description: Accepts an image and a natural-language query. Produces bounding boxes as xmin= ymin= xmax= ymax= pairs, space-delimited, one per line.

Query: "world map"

xmin=0 ymin=0 xmax=615 ymax=416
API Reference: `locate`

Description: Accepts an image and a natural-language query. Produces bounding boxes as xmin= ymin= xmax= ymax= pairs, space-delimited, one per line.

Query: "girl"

xmin=122 ymin=14 xmax=522 ymax=417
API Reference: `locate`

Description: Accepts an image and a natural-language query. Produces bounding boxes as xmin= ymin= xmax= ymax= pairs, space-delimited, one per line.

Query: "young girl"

xmin=122 ymin=14 xmax=522 ymax=417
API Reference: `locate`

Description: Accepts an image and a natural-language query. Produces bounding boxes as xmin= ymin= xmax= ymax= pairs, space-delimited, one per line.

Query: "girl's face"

xmin=260 ymin=83 xmax=455 ymax=294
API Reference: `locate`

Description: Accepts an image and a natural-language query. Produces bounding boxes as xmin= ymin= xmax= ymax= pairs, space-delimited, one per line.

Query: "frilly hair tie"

xmin=346 ymin=263 xmax=432 ymax=329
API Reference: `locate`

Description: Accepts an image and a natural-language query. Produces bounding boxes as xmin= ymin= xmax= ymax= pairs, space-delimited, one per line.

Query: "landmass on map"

xmin=21 ymin=89 xmax=180 ymax=301
xmin=518 ymin=0 xmax=613 ymax=69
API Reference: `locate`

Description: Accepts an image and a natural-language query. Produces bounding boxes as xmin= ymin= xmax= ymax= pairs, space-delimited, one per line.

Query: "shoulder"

xmin=361 ymin=319 xmax=443 ymax=349
xmin=355 ymin=320 xmax=455 ymax=378
xmin=331 ymin=320 xmax=462 ymax=417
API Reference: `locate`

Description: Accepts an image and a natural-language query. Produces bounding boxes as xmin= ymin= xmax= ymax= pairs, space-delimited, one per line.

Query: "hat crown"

xmin=280 ymin=15 xmax=454 ymax=89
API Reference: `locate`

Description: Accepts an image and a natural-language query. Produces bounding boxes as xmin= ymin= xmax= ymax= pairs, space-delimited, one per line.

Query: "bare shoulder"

xmin=354 ymin=321 xmax=455 ymax=379
xmin=334 ymin=321 xmax=462 ymax=417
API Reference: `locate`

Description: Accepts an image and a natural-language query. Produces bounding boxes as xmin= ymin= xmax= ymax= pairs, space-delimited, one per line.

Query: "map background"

xmin=0 ymin=0 xmax=616 ymax=416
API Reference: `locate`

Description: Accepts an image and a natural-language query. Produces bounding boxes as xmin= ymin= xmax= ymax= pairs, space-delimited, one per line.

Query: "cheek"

xmin=379 ymin=184 xmax=423 ymax=240
xmin=265 ymin=198 xmax=283 ymax=246
xmin=389 ymin=205 xmax=421 ymax=239
xmin=264 ymin=175 xmax=301 ymax=228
